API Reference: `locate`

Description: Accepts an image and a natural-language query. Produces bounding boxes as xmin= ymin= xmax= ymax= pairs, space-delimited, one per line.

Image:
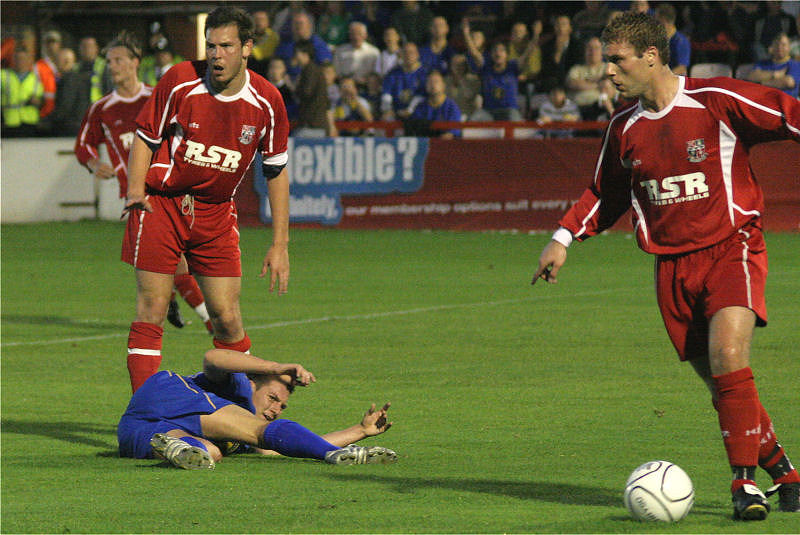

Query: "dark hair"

xmin=602 ymin=11 xmax=670 ymax=65
xmin=205 ymin=6 xmax=254 ymax=44
xmin=104 ymin=30 xmax=142 ymax=60
xmin=248 ymin=373 xmax=296 ymax=393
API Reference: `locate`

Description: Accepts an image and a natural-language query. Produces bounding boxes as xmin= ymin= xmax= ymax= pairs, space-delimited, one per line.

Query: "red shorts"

xmin=122 ymin=194 xmax=241 ymax=277
xmin=655 ymin=224 xmax=767 ymax=361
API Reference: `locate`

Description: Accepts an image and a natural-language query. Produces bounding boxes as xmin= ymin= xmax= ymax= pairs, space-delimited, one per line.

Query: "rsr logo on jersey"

xmin=183 ymin=140 xmax=242 ymax=173
xmin=640 ymin=172 xmax=710 ymax=206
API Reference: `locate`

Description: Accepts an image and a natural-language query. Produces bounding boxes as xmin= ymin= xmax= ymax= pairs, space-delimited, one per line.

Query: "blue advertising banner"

xmin=254 ymin=137 xmax=429 ymax=225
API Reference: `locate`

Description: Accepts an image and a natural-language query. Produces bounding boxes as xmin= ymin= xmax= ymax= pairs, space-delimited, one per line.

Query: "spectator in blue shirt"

xmin=275 ymin=12 xmax=333 ymax=76
xmin=419 ymin=16 xmax=456 ymax=74
xmin=655 ymin=3 xmax=690 ymax=75
xmin=381 ymin=42 xmax=428 ymax=119
xmin=747 ymin=33 xmax=800 ymax=98
xmin=408 ymin=70 xmax=462 ymax=138
xmin=463 ymin=19 xmax=537 ymax=121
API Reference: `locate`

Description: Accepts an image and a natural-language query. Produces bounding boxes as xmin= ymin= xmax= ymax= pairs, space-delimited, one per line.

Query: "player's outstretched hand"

xmin=261 ymin=243 xmax=289 ymax=294
xmin=121 ymin=194 xmax=153 ymax=219
xmin=532 ymin=240 xmax=567 ymax=285
xmin=280 ymin=364 xmax=315 ymax=387
xmin=360 ymin=402 xmax=393 ymax=436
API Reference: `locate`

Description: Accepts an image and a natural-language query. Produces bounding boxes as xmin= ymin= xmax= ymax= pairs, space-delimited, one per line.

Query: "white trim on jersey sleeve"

xmin=551 ymin=228 xmax=574 ymax=248
xmin=263 ymin=151 xmax=288 ymax=166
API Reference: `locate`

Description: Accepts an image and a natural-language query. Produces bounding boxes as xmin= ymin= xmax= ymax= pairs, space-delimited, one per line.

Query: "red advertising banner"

xmin=236 ymin=138 xmax=799 ymax=232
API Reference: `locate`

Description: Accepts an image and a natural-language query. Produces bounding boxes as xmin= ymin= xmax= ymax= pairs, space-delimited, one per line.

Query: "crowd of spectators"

xmin=3 ymin=0 xmax=800 ymax=139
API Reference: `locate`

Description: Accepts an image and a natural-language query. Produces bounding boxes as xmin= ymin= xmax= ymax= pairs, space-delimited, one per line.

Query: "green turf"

xmin=2 ymin=221 xmax=798 ymax=533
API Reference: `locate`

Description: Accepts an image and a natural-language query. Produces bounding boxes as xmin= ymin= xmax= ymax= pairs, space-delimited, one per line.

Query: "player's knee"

xmin=208 ymin=310 xmax=242 ymax=338
xmin=710 ymin=343 xmax=749 ymax=372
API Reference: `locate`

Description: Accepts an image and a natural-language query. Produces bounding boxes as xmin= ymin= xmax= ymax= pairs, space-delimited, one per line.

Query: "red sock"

xmin=127 ymin=321 xmax=163 ymax=393
xmin=213 ymin=333 xmax=251 ymax=353
xmin=713 ymin=367 xmax=761 ymax=492
xmin=174 ymin=273 xmax=204 ymax=308
xmin=758 ymin=405 xmax=800 ymax=484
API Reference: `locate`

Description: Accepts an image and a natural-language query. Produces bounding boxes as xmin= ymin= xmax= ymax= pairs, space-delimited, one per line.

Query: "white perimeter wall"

xmin=1 ymin=137 xmax=124 ymax=223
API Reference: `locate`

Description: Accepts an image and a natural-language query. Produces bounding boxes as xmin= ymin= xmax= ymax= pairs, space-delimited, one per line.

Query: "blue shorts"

xmin=117 ymin=370 xmax=238 ymax=458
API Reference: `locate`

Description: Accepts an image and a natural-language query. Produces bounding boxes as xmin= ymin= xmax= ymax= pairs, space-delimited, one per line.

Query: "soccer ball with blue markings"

xmin=624 ymin=461 xmax=694 ymax=522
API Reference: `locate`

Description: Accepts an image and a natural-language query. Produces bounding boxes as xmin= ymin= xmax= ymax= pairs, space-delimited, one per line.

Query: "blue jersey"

xmin=419 ymin=45 xmax=455 ymax=74
xmin=669 ymin=31 xmax=691 ymax=70
xmin=275 ymin=35 xmax=333 ymax=76
xmin=753 ymin=59 xmax=800 ymax=98
xmin=479 ymin=60 xmax=520 ymax=110
xmin=411 ymin=97 xmax=462 ymax=136
xmin=117 ymin=370 xmax=255 ymax=459
xmin=382 ymin=65 xmax=427 ymax=112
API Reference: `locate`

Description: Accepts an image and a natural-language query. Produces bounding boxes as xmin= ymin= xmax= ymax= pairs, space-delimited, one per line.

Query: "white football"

xmin=624 ymin=461 xmax=694 ymax=522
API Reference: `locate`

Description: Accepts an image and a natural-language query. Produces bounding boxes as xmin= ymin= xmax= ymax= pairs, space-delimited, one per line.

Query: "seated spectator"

xmin=46 ymin=47 xmax=90 ymax=136
xmin=1 ymin=48 xmax=43 ymax=137
xmin=464 ymin=19 xmax=537 ymax=121
xmin=539 ymin=14 xmax=585 ymax=93
xmin=565 ymin=37 xmax=607 ymax=113
xmin=250 ymin=9 xmax=280 ymax=78
xmin=753 ymin=1 xmax=798 ymax=62
xmin=353 ymin=0 xmax=395 ymax=45
xmin=655 ymin=3 xmax=690 ymax=76
xmin=747 ymin=33 xmax=800 ymax=98
xmin=267 ymin=58 xmax=298 ymax=121
xmin=318 ymin=1 xmax=351 ymax=47
xmin=361 ymin=71 xmax=384 ymax=120
xmin=629 ymin=0 xmax=654 ymax=16
xmin=578 ymin=77 xmax=618 ymax=121
xmin=445 ymin=53 xmax=481 ymax=120
xmin=408 ymin=70 xmax=462 ymax=138
xmin=572 ymin=0 xmax=612 ymax=41
xmin=333 ymin=77 xmax=373 ymax=136
xmin=322 ymin=64 xmax=341 ymax=107
xmin=537 ymin=86 xmax=581 ymax=137
xmin=419 ymin=16 xmax=455 ymax=74
xmin=276 ymin=11 xmax=333 ymax=76
xmin=381 ymin=42 xmax=427 ymax=120
xmin=391 ymin=0 xmax=434 ymax=45
xmin=375 ymin=27 xmax=402 ymax=77
xmin=333 ymin=22 xmax=380 ymax=86
xmin=508 ymin=21 xmax=543 ymax=90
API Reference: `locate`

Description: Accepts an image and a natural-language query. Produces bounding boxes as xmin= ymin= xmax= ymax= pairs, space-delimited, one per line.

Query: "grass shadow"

xmin=0 ymin=314 xmax=126 ymax=331
xmin=328 ymin=473 xmax=620 ymax=506
xmin=1 ymin=419 xmax=117 ymax=451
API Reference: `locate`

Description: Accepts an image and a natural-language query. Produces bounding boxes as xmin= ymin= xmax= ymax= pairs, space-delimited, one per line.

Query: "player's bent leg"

xmin=195 ymin=275 xmax=244 ymax=342
xmin=200 ymin=404 xmax=268 ymax=446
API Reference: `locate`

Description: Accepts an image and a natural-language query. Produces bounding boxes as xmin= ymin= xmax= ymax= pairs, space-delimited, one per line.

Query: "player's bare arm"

xmin=319 ymin=402 xmax=394 ymax=447
xmin=261 ymin=168 xmax=290 ymax=294
xmin=202 ymin=349 xmax=315 ymax=386
xmin=86 ymin=157 xmax=116 ymax=179
xmin=122 ymin=135 xmax=154 ymax=217
xmin=532 ymin=239 xmax=568 ymax=285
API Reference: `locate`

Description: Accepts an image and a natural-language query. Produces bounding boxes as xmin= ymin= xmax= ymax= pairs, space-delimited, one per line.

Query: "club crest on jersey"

xmin=686 ymin=138 xmax=707 ymax=163
xmin=239 ymin=125 xmax=256 ymax=145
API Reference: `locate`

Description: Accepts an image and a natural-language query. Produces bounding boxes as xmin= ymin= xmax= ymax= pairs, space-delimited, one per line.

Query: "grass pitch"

xmin=1 ymin=221 xmax=799 ymax=533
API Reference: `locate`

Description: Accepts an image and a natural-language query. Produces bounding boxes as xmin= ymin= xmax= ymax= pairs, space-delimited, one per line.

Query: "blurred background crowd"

xmin=2 ymin=0 xmax=800 ymax=139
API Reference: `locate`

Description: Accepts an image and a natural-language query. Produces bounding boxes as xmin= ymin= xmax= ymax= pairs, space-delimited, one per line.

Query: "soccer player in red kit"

xmin=121 ymin=7 xmax=290 ymax=395
xmin=75 ymin=31 xmax=212 ymax=334
xmin=533 ymin=12 xmax=800 ymax=520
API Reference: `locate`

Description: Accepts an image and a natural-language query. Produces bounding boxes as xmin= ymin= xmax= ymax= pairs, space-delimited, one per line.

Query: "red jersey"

xmin=135 ymin=61 xmax=289 ymax=204
xmin=75 ymin=84 xmax=153 ymax=197
xmin=560 ymin=76 xmax=800 ymax=255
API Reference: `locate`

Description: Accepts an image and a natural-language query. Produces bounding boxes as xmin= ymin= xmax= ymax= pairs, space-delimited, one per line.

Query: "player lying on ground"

xmin=117 ymin=349 xmax=397 ymax=469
